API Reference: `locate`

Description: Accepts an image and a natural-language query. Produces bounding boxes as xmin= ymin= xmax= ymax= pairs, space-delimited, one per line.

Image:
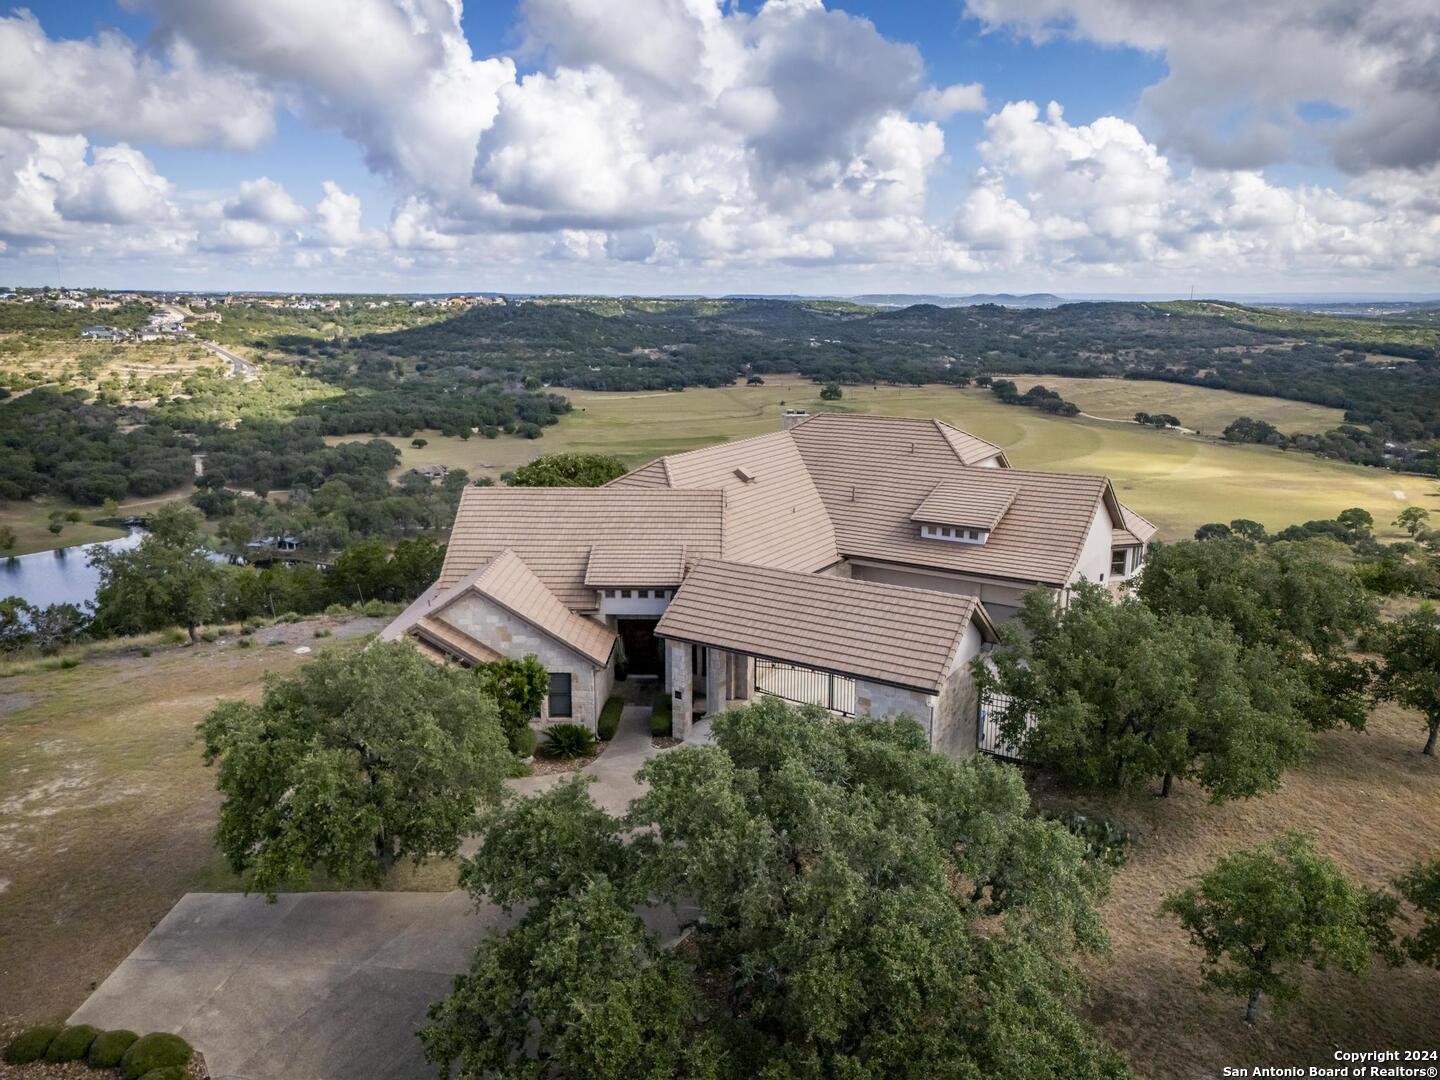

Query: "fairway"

xmin=332 ymin=377 xmax=1436 ymax=540
xmin=1001 ymin=374 xmax=1345 ymax=434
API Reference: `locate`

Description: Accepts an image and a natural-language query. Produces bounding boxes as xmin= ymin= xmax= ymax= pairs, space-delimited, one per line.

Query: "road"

xmin=197 ymin=338 xmax=261 ymax=380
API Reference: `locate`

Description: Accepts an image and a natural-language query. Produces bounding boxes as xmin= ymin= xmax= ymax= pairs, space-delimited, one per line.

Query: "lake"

xmin=0 ymin=532 xmax=143 ymax=609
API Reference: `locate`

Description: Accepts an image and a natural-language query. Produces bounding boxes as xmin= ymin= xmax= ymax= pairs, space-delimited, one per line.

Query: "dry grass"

xmin=0 ymin=617 xmax=394 ymax=1021
xmin=1031 ymin=701 xmax=1440 ymax=1078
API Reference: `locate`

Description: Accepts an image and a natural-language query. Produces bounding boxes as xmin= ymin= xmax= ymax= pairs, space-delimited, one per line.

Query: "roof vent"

xmin=733 ymin=466 xmax=755 ymax=483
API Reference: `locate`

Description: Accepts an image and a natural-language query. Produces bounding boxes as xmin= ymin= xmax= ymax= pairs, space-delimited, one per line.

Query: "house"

xmin=81 ymin=325 xmax=123 ymax=341
xmin=383 ymin=412 xmax=1156 ymax=756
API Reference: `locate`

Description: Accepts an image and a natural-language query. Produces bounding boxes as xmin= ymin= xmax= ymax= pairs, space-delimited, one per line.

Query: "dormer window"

xmin=920 ymin=523 xmax=988 ymax=544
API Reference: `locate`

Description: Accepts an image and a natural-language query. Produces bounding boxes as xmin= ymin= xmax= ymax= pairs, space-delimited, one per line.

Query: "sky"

xmin=1 ymin=0 xmax=1438 ymax=297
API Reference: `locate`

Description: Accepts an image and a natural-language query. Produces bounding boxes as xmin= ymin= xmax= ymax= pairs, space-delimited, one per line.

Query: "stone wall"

xmin=439 ymin=594 xmax=606 ymax=730
xmin=854 ymin=679 xmax=936 ymax=742
xmin=932 ymin=622 xmax=983 ymax=758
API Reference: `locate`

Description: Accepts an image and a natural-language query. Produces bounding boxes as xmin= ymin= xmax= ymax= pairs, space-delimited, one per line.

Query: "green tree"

xmin=0 ymin=524 xmax=15 ymax=551
xmin=89 ymin=504 xmax=222 ymax=641
xmin=1162 ymin=833 xmax=1380 ymax=1024
xmin=1394 ymin=858 xmax=1440 ymax=967
xmin=1395 ymin=506 xmax=1431 ymax=537
xmin=476 ymin=654 xmax=549 ymax=751
xmin=819 ymin=382 xmax=843 ymax=400
xmin=1337 ymin=507 xmax=1374 ymax=536
xmin=47 ymin=510 xmax=65 ymax=536
xmin=424 ymin=699 xmax=1130 ymax=1079
xmin=29 ymin=602 xmax=88 ymax=654
xmin=508 ymin=452 xmax=626 ymax=488
xmin=1138 ymin=537 xmax=1376 ymax=731
xmin=198 ymin=642 xmax=509 ymax=897
xmin=978 ymin=584 xmax=1309 ymax=800
xmin=1374 ymin=604 xmax=1440 ymax=755
xmin=0 ymin=597 xmax=32 ymax=652
xmin=1193 ymin=522 xmax=1231 ymax=540
xmin=1229 ymin=518 xmax=1267 ymax=541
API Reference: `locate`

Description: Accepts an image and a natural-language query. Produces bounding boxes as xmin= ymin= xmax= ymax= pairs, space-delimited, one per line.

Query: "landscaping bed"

xmin=1 ymin=1020 xmax=207 ymax=1080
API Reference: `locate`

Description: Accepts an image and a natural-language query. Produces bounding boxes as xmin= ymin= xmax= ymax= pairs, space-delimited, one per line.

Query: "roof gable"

xmin=656 ymin=559 xmax=995 ymax=694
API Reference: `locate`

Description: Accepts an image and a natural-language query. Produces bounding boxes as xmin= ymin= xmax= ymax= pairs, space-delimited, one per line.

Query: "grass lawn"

xmin=331 ymin=377 xmax=1436 ymax=540
xmin=1000 ymin=374 xmax=1345 ymax=434
xmin=1041 ymin=695 xmax=1440 ymax=1077
xmin=0 ymin=615 xmax=454 ymax=1023
xmin=0 ymin=490 xmax=196 ymax=557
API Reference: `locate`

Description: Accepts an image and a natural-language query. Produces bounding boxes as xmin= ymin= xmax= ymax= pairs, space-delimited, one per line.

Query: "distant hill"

xmin=849 ymin=293 xmax=1066 ymax=309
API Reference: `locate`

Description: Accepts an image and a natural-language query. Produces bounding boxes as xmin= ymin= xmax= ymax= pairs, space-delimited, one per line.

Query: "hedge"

xmin=44 ymin=1023 xmax=100 ymax=1062
xmin=651 ymin=691 xmax=673 ymax=737
xmin=88 ymin=1028 xmax=139 ymax=1067
xmin=120 ymin=1032 xmax=193 ymax=1079
xmin=596 ymin=695 xmax=624 ymax=741
xmin=4 ymin=1025 xmax=61 ymax=1065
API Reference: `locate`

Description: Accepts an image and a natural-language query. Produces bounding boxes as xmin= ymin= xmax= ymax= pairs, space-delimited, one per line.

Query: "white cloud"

xmin=915 ymin=82 xmax=988 ymax=120
xmin=0 ymin=11 xmax=273 ymax=150
xmin=223 ymin=178 xmax=307 ymax=226
xmin=0 ymin=0 xmax=1435 ymax=291
xmin=963 ymin=0 xmax=1440 ymax=174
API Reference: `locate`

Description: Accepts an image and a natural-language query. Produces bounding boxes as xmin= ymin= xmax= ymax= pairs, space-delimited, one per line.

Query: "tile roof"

xmin=412 ymin=615 xmax=503 ymax=664
xmin=911 ymin=480 xmax=1017 ymax=531
xmin=934 ymin=420 xmax=1010 ymax=467
xmin=789 ymin=413 xmax=1120 ymax=586
xmin=437 ymin=549 xmax=616 ymax=665
xmin=439 ymin=486 xmax=726 ymax=607
xmin=611 ymin=429 xmax=839 ymax=573
xmin=1113 ymin=502 xmax=1159 ymax=546
xmin=585 ymin=544 xmax=687 ymax=587
xmin=656 ymin=559 xmax=995 ymax=694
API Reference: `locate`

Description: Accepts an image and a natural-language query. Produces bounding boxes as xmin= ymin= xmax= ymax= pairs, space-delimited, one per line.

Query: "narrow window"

xmin=638 ymin=589 xmax=649 ymax=598
xmin=621 ymin=589 xmax=632 ymax=598
xmin=1111 ymin=549 xmax=1128 ymax=577
xmin=548 ymin=672 xmax=573 ymax=718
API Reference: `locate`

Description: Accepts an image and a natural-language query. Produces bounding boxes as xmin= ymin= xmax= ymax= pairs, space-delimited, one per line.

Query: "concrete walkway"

xmin=68 ymin=701 xmax=697 ymax=1080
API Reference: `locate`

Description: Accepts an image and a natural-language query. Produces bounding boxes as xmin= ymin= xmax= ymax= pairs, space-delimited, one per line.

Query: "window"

xmin=621 ymin=589 xmax=632 ymax=598
xmin=637 ymin=589 xmax=649 ymax=598
xmin=548 ymin=672 xmax=573 ymax=718
xmin=1111 ymin=549 xmax=1128 ymax=577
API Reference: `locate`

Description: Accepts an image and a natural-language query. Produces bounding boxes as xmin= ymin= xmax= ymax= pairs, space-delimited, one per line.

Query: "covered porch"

xmin=653 ymin=559 xmax=996 ymax=754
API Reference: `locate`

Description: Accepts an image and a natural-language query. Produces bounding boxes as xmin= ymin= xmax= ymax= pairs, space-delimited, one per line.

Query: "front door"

xmin=617 ymin=618 xmax=662 ymax=676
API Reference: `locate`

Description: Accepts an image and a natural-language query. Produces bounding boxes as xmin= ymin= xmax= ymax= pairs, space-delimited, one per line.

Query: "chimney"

xmin=781 ymin=408 xmax=809 ymax=431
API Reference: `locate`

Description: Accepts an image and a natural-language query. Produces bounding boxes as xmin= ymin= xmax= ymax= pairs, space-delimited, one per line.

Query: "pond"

xmin=0 ymin=532 xmax=144 ymax=609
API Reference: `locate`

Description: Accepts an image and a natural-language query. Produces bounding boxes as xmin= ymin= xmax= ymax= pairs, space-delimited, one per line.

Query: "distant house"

xmin=88 ymin=298 xmax=119 ymax=311
xmin=383 ymin=413 xmax=1157 ymax=753
xmin=81 ymin=325 xmax=123 ymax=341
xmin=408 ymin=464 xmax=450 ymax=481
xmin=247 ymin=535 xmax=300 ymax=552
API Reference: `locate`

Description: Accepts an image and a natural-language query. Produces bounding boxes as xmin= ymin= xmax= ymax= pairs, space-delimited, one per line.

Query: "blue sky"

xmin=2 ymin=0 xmax=1437 ymax=295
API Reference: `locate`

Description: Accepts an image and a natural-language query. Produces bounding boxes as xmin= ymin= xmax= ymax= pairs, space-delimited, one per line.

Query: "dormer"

xmin=910 ymin=481 xmax=1017 ymax=545
xmin=585 ymin=544 xmax=686 ymax=616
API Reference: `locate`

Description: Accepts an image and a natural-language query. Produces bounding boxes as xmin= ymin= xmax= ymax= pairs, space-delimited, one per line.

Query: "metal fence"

xmin=977 ymin=688 xmax=1031 ymax=761
xmin=755 ymin=660 xmax=857 ymax=716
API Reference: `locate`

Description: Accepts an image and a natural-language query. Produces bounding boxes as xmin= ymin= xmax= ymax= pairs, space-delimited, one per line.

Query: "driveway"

xmin=68 ymin=702 xmax=698 ymax=1080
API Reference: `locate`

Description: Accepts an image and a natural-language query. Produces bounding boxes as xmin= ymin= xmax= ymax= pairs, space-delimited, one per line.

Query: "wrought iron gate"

xmin=977 ymin=688 xmax=1030 ymax=761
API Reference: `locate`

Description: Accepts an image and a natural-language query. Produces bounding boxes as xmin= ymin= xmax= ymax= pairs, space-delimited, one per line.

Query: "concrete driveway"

xmin=69 ymin=703 xmax=698 ymax=1080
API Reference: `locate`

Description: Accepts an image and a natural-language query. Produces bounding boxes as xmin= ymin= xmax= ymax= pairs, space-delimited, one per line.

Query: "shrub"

xmin=542 ymin=722 xmax=598 ymax=760
xmin=59 ymin=656 xmax=81 ymax=669
xmin=277 ymin=611 xmax=302 ymax=623
xmin=314 ymin=628 xmax=332 ymax=638
xmin=597 ymin=695 xmax=624 ymax=741
xmin=362 ymin=599 xmax=386 ymax=617
xmin=324 ymin=602 xmax=349 ymax=616
xmin=120 ymin=1032 xmax=193 ymax=1079
xmin=4 ymin=1025 xmax=62 ymax=1065
xmin=87 ymin=1029 xmax=139 ymax=1068
xmin=509 ymin=725 xmax=537 ymax=758
xmin=651 ymin=692 xmax=673 ymax=737
xmin=199 ymin=630 xmax=218 ymax=643
xmin=236 ymin=637 xmax=254 ymax=649
xmin=44 ymin=1024 xmax=100 ymax=1062
xmin=1045 ymin=810 xmax=1134 ymax=868
xmin=137 ymin=1066 xmax=187 ymax=1080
